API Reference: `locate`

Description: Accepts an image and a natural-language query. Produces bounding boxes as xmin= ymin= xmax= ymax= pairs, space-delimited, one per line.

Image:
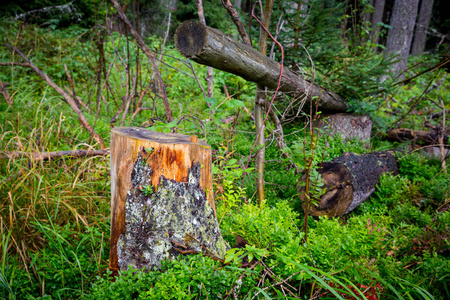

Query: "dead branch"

xmin=0 ymin=79 xmax=13 ymax=105
xmin=0 ymin=149 xmax=109 ymax=161
xmin=64 ymin=64 xmax=80 ymax=108
xmin=110 ymin=0 xmax=173 ymax=122
xmin=224 ymin=261 xmax=260 ymax=300
xmin=15 ymin=2 xmax=79 ymax=21
xmin=130 ymin=81 xmax=152 ymax=122
xmin=0 ymin=62 xmax=31 ymax=67
xmin=110 ymin=96 xmax=127 ymax=126
xmin=221 ymin=0 xmax=251 ymax=46
xmin=259 ymin=97 xmax=287 ymax=154
xmin=4 ymin=44 xmax=106 ymax=149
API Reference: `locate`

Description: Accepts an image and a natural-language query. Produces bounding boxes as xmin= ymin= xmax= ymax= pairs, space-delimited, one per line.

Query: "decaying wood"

xmin=386 ymin=128 xmax=449 ymax=146
xmin=299 ymin=151 xmax=398 ymax=217
xmin=175 ymin=20 xmax=349 ymax=112
xmin=0 ymin=149 xmax=109 ymax=161
xmin=110 ymin=128 xmax=225 ymax=273
xmin=4 ymin=44 xmax=106 ymax=149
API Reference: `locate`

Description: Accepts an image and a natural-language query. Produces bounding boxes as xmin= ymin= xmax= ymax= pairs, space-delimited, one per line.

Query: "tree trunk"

xmin=411 ymin=0 xmax=434 ymax=55
xmin=385 ymin=0 xmax=420 ymax=78
xmin=299 ymin=151 xmax=398 ymax=217
xmin=370 ymin=0 xmax=386 ymax=45
xmin=175 ymin=20 xmax=349 ymax=112
xmin=254 ymin=0 xmax=274 ymax=205
xmin=362 ymin=0 xmax=374 ymax=24
xmin=109 ymin=128 xmax=225 ymax=273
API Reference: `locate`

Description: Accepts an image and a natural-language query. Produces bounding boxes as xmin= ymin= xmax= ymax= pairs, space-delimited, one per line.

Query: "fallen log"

xmin=386 ymin=128 xmax=449 ymax=146
xmin=299 ymin=151 xmax=398 ymax=217
xmin=110 ymin=127 xmax=228 ymax=273
xmin=175 ymin=20 xmax=349 ymax=112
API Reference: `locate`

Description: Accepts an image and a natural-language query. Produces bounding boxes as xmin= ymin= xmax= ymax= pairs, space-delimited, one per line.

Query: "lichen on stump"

xmin=118 ymin=154 xmax=228 ymax=270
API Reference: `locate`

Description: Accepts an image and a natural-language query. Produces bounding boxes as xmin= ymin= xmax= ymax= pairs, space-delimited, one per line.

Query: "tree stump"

xmin=317 ymin=114 xmax=372 ymax=147
xmin=110 ymin=127 xmax=227 ymax=272
xmin=299 ymin=151 xmax=398 ymax=217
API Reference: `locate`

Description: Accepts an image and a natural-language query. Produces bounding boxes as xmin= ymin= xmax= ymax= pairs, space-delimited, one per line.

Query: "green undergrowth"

xmin=0 ymin=12 xmax=449 ymax=300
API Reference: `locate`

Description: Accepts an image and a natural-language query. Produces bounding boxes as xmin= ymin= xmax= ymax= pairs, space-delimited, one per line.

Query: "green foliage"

xmin=1 ymin=222 xmax=107 ymax=299
xmin=172 ymin=0 xmax=230 ymax=34
xmin=272 ymin=0 xmax=395 ymax=106
xmin=221 ymin=201 xmax=302 ymax=250
xmin=88 ymin=255 xmax=259 ymax=299
xmin=224 ymin=245 xmax=268 ymax=265
xmin=0 ymin=2 xmax=449 ymax=299
xmin=140 ymin=185 xmax=154 ymax=196
xmin=0 ymin=0 xmax=106 ymax=28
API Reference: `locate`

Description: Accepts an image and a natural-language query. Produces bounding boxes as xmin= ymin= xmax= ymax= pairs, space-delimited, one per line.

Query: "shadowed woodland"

xmin=0 ymin=0 xmax=449 ymax=299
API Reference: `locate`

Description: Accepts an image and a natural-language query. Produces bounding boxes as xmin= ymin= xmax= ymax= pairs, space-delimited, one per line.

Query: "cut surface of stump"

xmin=299 ymin=151 xmax=398 ymax=217
xmin=110 ymin=127 xmax=226 ymax=272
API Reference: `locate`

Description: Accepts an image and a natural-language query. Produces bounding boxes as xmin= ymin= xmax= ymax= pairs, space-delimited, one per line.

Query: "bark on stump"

xmin=299 ymin=151 xmax=398 ymax=217
xmin=317 ymin=114 xmax=372 ymax=147
xmin=110 ymin=127 xmax=228 ymax=272
xmin=174 ymin=20 xmax=349 ymax=112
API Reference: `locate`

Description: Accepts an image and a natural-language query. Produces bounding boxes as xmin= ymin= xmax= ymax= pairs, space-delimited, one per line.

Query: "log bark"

xmin=386 ymin=128 xmax=449 ymax=146
xmin=174 ymin=20 xmax=349 ymax=112
xmin=110 ymin=128 xmax=226 ymax=273
xmin=299 ymin=151 xmax=398 ymax=217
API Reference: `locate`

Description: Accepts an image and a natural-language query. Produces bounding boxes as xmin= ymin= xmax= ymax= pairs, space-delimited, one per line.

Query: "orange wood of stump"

xmin=109 ymin=127 xmax=213 ymax=272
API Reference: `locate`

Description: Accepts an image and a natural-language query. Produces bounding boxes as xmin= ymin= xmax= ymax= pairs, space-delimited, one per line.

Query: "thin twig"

xmin=224 ymin=261 xmax=260 ymax=300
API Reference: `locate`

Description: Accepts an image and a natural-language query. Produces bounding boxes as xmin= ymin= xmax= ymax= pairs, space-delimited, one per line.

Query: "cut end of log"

xmin=300 ymin=151 xmax=399 ymax=218
xmin=175 ymin=20 xmax=207 ymax=58
xmin=300 ymin=162 xmax=354 ymax=217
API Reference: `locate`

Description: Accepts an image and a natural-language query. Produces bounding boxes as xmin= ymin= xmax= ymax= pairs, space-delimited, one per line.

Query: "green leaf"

xmin=205 ymin=97 xmax=218 ymax=106
xmin=255 ymin=287 xmax=273 ymax=299
xmin=229 ymin=99 xmax=245 ymax=108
